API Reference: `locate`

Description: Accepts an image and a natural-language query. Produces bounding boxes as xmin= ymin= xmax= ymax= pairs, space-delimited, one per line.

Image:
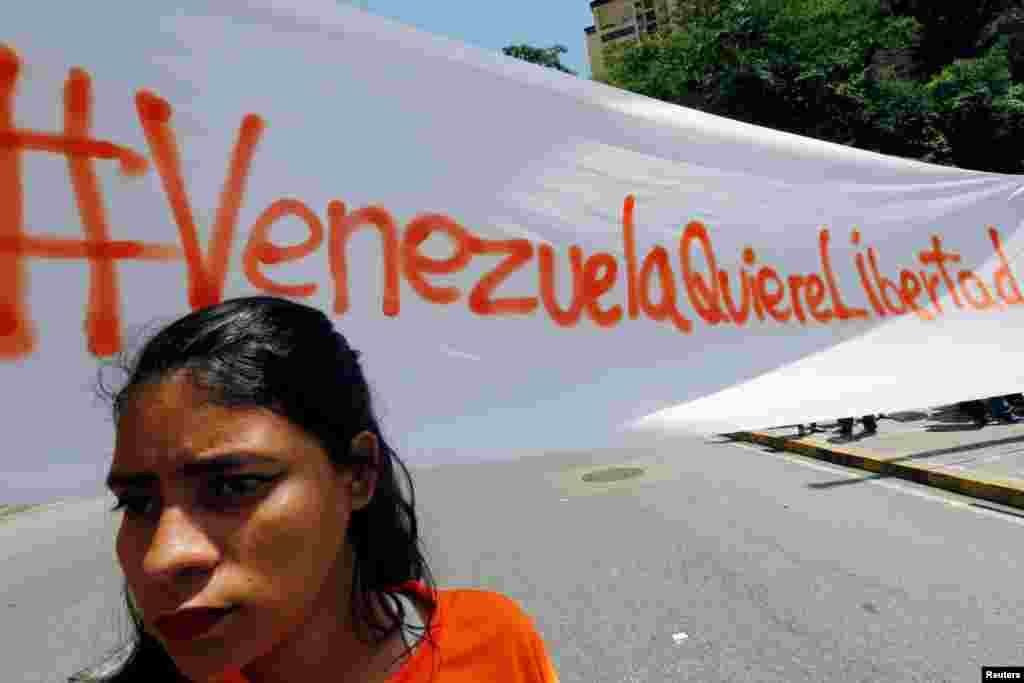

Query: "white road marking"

xmin=672 ymin=632 xmax=689 ymax=644
xmin=727 ymin=441 xmax=1024 ymax=527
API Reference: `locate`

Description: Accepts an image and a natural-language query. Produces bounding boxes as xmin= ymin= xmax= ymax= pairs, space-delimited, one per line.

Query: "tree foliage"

xmin=601 ymin=0 xmax=1024 ymax=173
xmin=502 ymin=44 xmax=578 ymax=75
xmin=882 ymin=0 xmax=1019 ymax=77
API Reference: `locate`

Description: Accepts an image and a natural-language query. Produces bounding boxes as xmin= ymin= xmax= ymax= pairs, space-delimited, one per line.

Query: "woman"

xmin=87 ymin=296 xmax=560 ymax=682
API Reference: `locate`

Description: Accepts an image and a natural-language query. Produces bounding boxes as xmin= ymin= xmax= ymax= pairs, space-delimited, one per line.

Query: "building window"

xmin=602 ymin=25 xmax=638 ymax=42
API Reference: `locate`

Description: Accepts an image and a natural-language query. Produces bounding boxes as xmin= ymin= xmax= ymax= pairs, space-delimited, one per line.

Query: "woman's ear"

xmin=348 ymin=430 xmax=380 ymax=510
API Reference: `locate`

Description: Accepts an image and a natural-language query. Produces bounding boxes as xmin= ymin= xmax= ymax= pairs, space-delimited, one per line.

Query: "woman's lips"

xmin=154 ymin=607 xmax=236 ymax=642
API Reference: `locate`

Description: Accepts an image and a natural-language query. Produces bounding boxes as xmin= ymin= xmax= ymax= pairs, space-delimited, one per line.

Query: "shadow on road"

xmin=926 ymin=424 xmax=984 ymax=432
xmin=806 ymin=472 xmax=889 ymax=489
xmin=721 ymin=407 xmax=1024 ymax=495
xmin=928 ymin=408 xmax=976 ymax=425
xmin=883 ymin=411 xmax=930 ymax=423
xmin=825 ymin=432 xmax=874 ymax=445
xmin=806 ymin=432 xmax=1024 ymax=490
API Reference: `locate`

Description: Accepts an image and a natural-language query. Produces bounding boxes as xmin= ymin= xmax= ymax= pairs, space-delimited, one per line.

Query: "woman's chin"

xmin=158 ymin=633 xmax=247 ymax=682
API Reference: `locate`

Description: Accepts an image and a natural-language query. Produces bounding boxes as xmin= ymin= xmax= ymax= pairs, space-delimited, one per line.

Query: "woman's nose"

xmin=142 ymin=504 xmax=219 ymax=583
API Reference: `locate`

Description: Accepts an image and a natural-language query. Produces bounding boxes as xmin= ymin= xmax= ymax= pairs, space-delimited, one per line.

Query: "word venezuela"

xmin=2 ymin=45 xmax=1023 ymax=362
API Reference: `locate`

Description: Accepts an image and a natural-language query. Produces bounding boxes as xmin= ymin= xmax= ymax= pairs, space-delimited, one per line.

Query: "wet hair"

xmin=87 ymin=295 xmax=439 ymax=682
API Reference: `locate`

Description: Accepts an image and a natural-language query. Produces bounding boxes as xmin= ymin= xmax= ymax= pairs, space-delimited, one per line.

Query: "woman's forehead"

xmin=114 ymin=382 xmax=307 ymax=462
xmin=123 ymin=373 xmax=216 ymax=412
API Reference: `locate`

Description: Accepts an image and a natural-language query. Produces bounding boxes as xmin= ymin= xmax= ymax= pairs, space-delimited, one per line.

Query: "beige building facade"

xmin=585 ymin=0 xmax=683 ymax=80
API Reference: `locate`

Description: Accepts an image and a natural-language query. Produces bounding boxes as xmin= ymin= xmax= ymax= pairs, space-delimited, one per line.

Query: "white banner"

xmin=3 ymin=2 xmax=1024 ymax=496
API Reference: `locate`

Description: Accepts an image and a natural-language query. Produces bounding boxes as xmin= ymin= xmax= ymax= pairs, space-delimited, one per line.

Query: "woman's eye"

xmin=109 ymin=477 xmax=273 ymax=517
xmin=209 ymin=476 xmax=271 ymax=500
xmin=110 ymin=495 xmax=155 ymax=517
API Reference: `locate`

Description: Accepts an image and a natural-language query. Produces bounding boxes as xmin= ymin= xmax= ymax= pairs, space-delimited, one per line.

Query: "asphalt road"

xmin=5 ymin=433 xmax=1024 ymax=682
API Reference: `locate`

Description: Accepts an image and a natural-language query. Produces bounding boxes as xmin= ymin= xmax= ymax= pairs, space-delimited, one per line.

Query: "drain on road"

xmin=581 ymin=466 xmax=646 ymax=484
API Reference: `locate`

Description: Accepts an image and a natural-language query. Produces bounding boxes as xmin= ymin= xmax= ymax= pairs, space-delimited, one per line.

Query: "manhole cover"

xmin=581 ymin=466 xmax=646 ymax=483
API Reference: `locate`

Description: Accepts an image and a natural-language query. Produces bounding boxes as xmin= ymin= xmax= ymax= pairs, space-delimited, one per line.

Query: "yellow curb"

xmin=732 ymin=431 xmax=1024 ymax=511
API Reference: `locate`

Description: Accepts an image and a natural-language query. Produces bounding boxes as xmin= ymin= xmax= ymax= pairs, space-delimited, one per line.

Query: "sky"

xmin=343 ymin=0 xmax=596 ymax=78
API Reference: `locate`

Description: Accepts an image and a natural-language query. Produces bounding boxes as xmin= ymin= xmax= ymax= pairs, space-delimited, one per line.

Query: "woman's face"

xmin=107 ymin=373 xmax=379 ymax=682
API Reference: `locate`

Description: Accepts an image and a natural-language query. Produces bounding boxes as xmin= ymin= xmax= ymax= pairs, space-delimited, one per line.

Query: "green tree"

xmin=881 ymin=1 xmax=1018 ymax=78
xmin=607 ymin=0 xmax=916 ymax=138
xmin=602 ymin=0 xmax=1024 ymax=172
xmin=502 ymin=44 xmax=578 ymax=76
xmin=926 ymin=43 xmax=1024 ymax=172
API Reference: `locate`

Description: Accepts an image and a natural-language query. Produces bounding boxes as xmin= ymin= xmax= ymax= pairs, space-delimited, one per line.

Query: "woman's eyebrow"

xmin=105 ymin=453 xmax=281 ymax=489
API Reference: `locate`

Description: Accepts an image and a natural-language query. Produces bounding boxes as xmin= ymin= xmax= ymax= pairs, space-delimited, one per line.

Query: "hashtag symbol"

xmin=0 ymin=44 xmax=182 ymax=360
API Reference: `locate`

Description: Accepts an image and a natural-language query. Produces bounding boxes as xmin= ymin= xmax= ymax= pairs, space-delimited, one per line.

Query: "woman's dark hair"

xmin=86 ymin=295 xmax=439 ymax=682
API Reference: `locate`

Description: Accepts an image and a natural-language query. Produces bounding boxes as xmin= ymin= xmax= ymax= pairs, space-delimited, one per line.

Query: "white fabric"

xmin=3 ymin=3 xmax=1024 ymax=485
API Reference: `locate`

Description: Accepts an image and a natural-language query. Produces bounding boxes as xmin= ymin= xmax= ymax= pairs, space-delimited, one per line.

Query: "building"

xmin=585 ymin=0 xmax=684 ymax=80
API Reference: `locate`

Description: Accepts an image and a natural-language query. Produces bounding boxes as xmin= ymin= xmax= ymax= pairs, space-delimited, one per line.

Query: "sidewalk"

xmin=732 ymin=405 xmax=1024 ymax=511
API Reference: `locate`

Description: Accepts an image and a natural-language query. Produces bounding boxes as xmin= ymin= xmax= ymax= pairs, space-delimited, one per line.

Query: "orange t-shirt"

xmin=217 ymin=580 xmax=560 ymax=683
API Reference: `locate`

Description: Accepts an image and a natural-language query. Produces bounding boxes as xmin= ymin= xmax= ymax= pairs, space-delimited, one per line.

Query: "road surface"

xmin=4 ymin=433 xmax=1023 ymax=682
